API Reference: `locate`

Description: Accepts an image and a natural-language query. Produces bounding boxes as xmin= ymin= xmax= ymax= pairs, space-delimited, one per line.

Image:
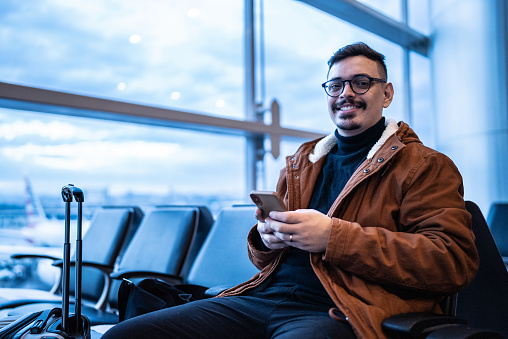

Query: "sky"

xmin=0 ymin=110 xmax=245 ymax=199
xmin=0 ymin=0 xmax=430 ymax=207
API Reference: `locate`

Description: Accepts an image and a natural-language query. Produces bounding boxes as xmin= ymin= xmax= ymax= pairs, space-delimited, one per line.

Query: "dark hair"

xmin=327 ymin=42 xmax=387 ymax=80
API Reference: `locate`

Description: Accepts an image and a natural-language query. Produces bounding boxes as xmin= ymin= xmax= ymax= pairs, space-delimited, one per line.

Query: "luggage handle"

xmin=61 ymin=184 xmax=84 ymax=334
xmin=29 ymin=308 xmax=61 ymax=334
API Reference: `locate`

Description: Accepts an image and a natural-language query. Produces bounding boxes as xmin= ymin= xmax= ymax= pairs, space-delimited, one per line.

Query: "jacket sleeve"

xmin=247 ymin=226 xmax=282 ymax=270
xmin=323 ymin=152 xmax=479 ymax=293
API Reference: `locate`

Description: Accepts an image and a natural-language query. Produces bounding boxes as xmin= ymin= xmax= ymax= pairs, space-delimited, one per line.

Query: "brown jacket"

xmin=219 ymin=120 xmax=479 ymax=338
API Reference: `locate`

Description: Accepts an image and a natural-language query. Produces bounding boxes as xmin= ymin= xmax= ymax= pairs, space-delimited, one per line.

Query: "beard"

xmin=332 ymin=99 xmax=365 ymax=131
xmin=336 ymin=116 xmax=361 ymax=131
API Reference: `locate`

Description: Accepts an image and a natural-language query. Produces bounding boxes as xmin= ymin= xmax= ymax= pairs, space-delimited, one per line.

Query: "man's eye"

xmin=329 ymin=83 xmax=342 ymax=91
xmin=353 ymin=78 xmax=370 ymax=88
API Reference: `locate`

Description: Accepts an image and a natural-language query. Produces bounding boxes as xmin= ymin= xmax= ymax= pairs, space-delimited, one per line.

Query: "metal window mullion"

xmin=401 ymin=0 xmax=412 ymax=126
xmin=244 ymin=0 xmax=261 ymax=193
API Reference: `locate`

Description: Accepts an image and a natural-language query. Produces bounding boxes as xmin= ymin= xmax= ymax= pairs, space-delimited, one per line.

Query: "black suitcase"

xmin=0 ymin=184 xmax=91 ymax=339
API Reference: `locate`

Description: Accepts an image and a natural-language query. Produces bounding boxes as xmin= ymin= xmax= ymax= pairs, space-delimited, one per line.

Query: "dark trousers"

xmin=102 ymin=285 xmax=356 ymax=339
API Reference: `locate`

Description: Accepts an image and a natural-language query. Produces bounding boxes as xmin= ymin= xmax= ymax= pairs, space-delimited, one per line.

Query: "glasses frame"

xmin=321 ymin=75 xmax=386 ymax=97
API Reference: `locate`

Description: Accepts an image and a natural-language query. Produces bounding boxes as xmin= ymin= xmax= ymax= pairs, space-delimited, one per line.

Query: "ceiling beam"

xmin=296 ymin=0 xmax=430 ymax=56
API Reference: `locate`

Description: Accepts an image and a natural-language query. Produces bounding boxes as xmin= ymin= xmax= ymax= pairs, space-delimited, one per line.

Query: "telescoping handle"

xmin=61 ymin=184 xmax=85 ymax=334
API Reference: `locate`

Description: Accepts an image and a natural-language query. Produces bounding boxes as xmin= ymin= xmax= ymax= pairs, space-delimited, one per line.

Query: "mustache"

xmin=332 ymin=99 xmax=366 ymax=110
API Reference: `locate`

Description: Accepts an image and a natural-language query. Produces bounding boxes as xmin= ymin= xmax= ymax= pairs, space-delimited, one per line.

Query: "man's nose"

xmin=340 ymin=81 xmax=355 ymax=98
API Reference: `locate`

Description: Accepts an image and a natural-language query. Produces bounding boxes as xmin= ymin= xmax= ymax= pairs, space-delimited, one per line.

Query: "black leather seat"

xmin=176 ymin=205 xmax=260 ymax=298
xmin=107 ymin=205 xmax=260 ymax=301
xmin=382 ymin=201 xmax=508 ymax=338
xmin=155 ymin=205 xmax=214 ymax=279
xmin=94 ymin=205 xmax=260 ymax=337
xmin=0 ymin=206 xmax=142 ymax=312
xmin=487 ymin=202 xmax=508 ymax=268
xmin=6 ymin=207 xmax=202 ymax=325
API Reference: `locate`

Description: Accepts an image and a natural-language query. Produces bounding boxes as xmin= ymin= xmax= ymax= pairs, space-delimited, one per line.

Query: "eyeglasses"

xmin=321 ymin=75 xmax=386 ymax=97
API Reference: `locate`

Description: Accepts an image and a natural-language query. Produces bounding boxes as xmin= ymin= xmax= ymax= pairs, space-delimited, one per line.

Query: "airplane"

xmin=0 ymin=177 xmax=90 ymax=288
xmin=22 ymin=176 xmax=66 ymax=247
xmin=0 ymin=176 xmax=90 ymax=248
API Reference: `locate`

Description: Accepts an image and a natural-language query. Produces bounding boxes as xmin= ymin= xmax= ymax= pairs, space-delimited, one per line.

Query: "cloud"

xmin=0 ymin=119 xmax=110 ymax=141
xmin=1 ymin=140 xmax=181 ymax=170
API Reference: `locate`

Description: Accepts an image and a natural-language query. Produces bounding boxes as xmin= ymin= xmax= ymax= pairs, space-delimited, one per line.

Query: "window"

xmin=409 ymin=52 xmax=434 ymax=147
xmin=263 ymin=0 xmax=405 ymax=134
xmin=356 ymin=0 xmax=402 ymax=21
xmin=409 ymin=0 xmax=430 ymax=35
xmin=260 ymin=0 xmax=405 ymax=190
xmin=0 ymin=109 xmax=246 ymax=213
xmin=0 ymin=0 xmax=244 ymax=119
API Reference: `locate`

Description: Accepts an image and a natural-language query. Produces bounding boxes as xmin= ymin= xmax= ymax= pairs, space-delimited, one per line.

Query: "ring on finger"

xmin=289 ymin=234 xmax=293 ymax=242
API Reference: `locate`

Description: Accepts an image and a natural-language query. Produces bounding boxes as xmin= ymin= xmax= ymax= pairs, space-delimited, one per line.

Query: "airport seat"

xmin=95 ymin=204 xmax=259 ymax=326
xmin=90 ymin=205 xmax=258 ymax=334
xmin=0 ymin=206 xmax=143 ymax=313
xmin=382 ymin=201 xmax=508 ymax=338
xmin=178 ymin=205 xmax=260 ymax=298
xmin=487 ymin=202 xmax=508 ymax=268
xmin=93 ymin=204 xmax=260 ymax=334
xmin=6 ymin=207 xmax=203 ymax=325
xmin=105 ymin=205 xmax=213 ymax=312
xmin=154 ymin=205 xmax=214 ymax=280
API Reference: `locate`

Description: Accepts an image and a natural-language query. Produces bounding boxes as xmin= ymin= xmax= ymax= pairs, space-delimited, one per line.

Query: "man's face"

xmin=327 ymin=55 xmax=394 ymax=137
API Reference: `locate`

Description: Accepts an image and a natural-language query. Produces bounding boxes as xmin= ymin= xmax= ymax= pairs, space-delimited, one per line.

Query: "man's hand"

xmin=256 ymin=208 xmax=333 ymax=252
xmin=255 ymin=208 xmax=289 ymax=250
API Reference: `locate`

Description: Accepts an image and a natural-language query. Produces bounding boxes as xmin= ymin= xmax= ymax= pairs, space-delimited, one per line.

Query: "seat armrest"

xmin=382 ymin=313 xmax=468 ymax=337
xmin=425 ymin=324 xmax=504 ymax=339
xmin=11 ymin=253 xmax=62 ymax=261
xmin=12 ymin=253 xmax=65 ymax=294
xmin=51 ymin=260 xmax=114 ymax=274
xmin=204 ymin=285 xmax=234 ymax=297
xmin=51 ymin=260 xmax=114 ymax=311
xmin=110 ymin=270 xmax=182 ymax=285
xmin=78 ymin=261 xmax=115 ymax=275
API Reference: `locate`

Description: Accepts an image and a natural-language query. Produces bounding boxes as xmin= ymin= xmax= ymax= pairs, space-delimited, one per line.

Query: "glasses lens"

xmin=326 ymin=81 xmax=343 ymax=95
xmin=351 ymin=77 xmax=370 ymax=93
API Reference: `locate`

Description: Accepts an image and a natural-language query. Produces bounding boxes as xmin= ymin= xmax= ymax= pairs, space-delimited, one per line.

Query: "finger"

xmin=268 ymin=210 xmax=289 ymax=222
xmin=264 ymin=242 xmax=288 ymax=250
xmin=266 ymin=218 xmax=294 ymax=235
xmin=269 ymin=210 xmax=305 ymax=224
xmin=257 ymin=221 xmax=271 ymax=234
xmin=255 ymin=208 xmax=265 ymax=222
xmin=261 ymin=233 xmax=287 ymax=249
xmin=273 ymin=231 xmax=294 ymax=243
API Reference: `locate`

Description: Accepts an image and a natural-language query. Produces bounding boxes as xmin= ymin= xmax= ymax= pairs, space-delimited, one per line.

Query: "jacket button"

xmin=363 ymin=168 xmax=370 ymax=173
xmin=291 ymin=157 xmax=295 ymax=161
xmin=391 ymin=146 xmax=398 ymax=150
xmin=295 ymin=175 xmax=299 ymax=179
xmin=377 ymin=157 xmax=384 ymax=163
xmin=292 ymin=164 xmax=296 ymax=168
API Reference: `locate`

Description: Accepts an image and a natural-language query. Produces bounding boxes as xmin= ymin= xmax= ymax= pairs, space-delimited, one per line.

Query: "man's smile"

xmin=339 ymin=105 xmax=361 ymax=112
xmin=333 ymin=100 xmax=366 ymax=113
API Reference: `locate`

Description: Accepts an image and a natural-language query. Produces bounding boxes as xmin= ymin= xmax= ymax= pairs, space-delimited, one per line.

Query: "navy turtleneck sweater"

xmin=308 ymin=117 xmax=386 ymax=214
xmin=269 ymin=117 xmax=386 ymax=301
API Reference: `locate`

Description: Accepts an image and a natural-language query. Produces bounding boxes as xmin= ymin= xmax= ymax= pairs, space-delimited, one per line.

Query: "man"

xmin=103 ymin=42 xmax=479 ymax=339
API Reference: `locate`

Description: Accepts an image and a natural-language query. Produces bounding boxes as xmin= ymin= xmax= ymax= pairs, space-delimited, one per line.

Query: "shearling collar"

xmin=308 ymin=118 xmax=399 ymax=163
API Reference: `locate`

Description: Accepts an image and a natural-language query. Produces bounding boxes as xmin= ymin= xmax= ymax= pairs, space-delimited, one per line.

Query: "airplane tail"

xmin=24 ymin=176 xmax=49 ymax=229
xmin=21 ymin=177 xmax=89 ymax=247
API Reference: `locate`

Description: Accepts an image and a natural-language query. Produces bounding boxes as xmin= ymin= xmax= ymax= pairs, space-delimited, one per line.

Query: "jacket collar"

xmin=308 ymin=118 xmax=399 ymax=164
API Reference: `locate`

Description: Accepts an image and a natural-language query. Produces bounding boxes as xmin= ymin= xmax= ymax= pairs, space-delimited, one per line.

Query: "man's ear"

xmin=383 ymin=82 xmax=394 ymax=108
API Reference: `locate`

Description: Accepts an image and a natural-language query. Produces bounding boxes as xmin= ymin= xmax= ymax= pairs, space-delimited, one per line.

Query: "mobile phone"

xmin=250 ymin=190 xmax=287 ymax=219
